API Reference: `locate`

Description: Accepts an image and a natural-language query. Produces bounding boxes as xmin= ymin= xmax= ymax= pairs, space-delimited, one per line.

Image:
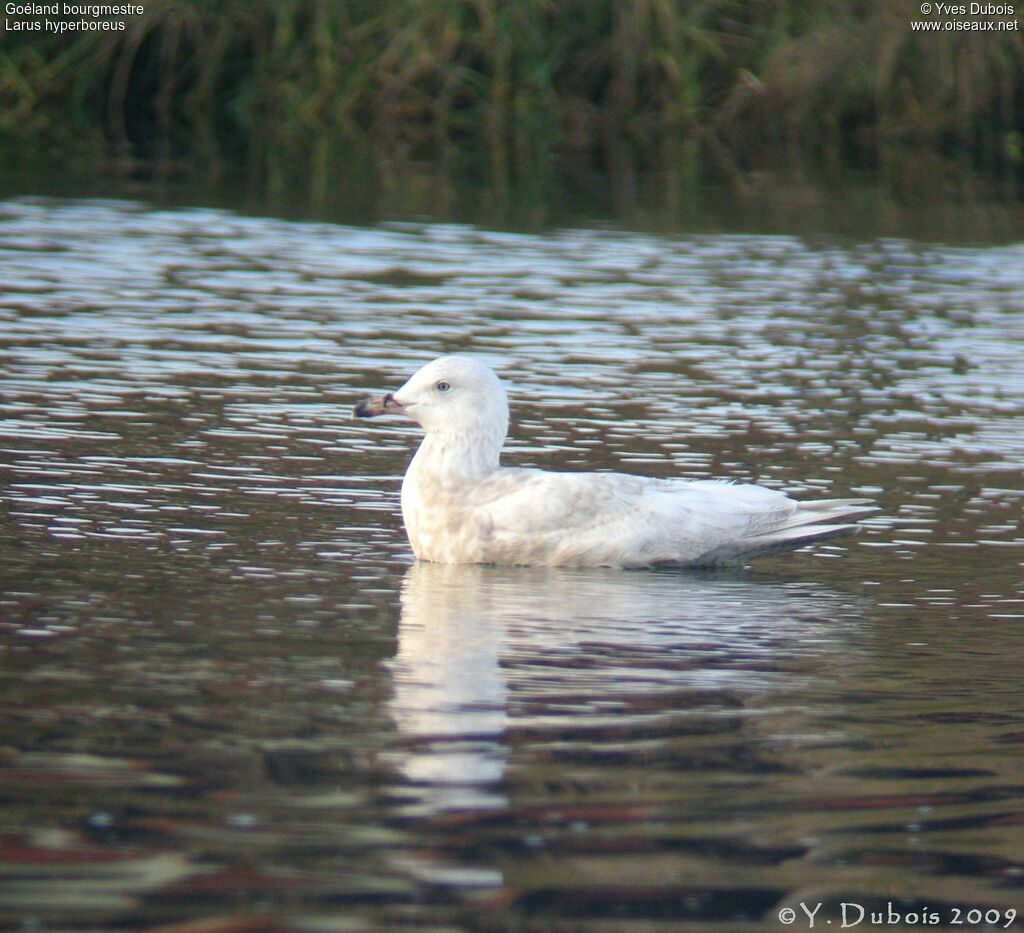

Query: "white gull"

xmin=354 ymin=356 xmax=872 ymax=567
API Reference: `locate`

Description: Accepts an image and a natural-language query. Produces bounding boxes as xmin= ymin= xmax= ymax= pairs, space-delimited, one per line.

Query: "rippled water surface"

xmin=1 ymin=197 xmax=1023 ymax=930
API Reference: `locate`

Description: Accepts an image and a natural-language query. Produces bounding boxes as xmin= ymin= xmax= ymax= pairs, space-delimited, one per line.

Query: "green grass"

xmin=2 ymin=0 xmax=1023 ymax=195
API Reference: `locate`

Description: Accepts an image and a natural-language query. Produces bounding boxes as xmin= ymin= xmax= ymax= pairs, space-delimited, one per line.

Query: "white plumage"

xmin=354 ymin=356 xmax=872 ymax=568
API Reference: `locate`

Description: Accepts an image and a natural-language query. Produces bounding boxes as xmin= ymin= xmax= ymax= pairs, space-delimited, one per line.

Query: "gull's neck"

xmin=410 ymin=425 xmax=504 ymax=490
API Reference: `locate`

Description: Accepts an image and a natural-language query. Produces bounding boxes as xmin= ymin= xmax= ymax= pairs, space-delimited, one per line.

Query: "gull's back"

xmin=411 ymin=466 xmax=870 ymax=568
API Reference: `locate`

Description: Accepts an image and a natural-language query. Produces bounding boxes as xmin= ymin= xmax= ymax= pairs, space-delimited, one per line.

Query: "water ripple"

xmin=2 ymin=197 xmax=1023 ymax=930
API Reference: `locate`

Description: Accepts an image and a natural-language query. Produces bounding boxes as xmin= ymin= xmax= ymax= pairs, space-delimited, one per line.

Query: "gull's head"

xmin=354 ymin=356 xmax=509 ymax=439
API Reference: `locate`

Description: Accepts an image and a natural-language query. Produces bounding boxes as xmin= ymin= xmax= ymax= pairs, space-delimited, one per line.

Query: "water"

xmin=1 ymin=196 xmax=1023 ymax=930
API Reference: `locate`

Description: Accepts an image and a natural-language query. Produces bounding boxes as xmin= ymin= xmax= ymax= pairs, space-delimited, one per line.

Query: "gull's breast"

xmin=401 ymin=470 xmax=494 ymax=564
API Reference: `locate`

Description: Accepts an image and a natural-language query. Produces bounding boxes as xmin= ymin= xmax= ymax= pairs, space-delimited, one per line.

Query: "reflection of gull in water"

xmin=385 ymin=562 xmax=864 ymax=820
xmin=355 ymin=357 xmax=873 ymax=567
xmin=386 ymin=565 xmax=509 ymax=815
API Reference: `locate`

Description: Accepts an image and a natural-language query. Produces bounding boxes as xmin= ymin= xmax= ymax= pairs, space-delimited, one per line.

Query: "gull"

xmin=354 ymin=357 xmax=873 ymax=567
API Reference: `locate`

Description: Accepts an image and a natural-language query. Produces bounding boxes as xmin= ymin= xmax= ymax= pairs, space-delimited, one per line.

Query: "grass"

xmin=2 ymin=0 xmax=1023 ymax=199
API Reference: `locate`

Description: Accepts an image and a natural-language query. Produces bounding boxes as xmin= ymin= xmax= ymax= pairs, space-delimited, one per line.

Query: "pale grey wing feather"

xmin=466 ymin=470 xmax=814 ymax=566
xmin=468 ymin=469 xmax=648 ymax=535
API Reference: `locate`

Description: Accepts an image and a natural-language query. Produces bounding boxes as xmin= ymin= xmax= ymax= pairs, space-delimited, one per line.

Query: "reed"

xmin=2 ymin=0 xmax=1022 ymax=195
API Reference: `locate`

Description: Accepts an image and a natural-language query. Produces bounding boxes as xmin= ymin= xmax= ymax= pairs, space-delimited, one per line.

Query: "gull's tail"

xmin=702 ymin=498 xmax=876 ymax=565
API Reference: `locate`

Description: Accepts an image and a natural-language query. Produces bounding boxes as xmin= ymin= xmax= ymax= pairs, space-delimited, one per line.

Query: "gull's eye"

xmin=435 ymin=381 xmax=451 ymax=392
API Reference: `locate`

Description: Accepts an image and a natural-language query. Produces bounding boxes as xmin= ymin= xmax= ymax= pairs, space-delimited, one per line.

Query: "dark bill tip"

xmin=353 ymin=397 xmax=379 ymax=418
xmin=353 ymin=392 xmax=403 ymax=418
